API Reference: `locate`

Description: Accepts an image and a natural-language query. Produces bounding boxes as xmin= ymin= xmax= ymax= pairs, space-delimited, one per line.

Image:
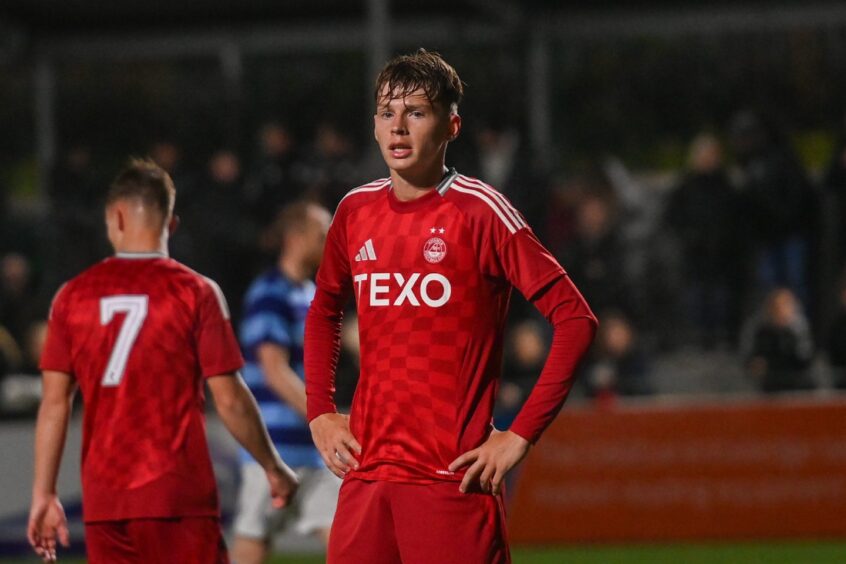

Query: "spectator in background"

xmin=149 ymin=139 xmax=196 ymax=197
xmin=297 ymin=122 xmax=359 ymax=210
xmin=186 ymin=149 xmax=257 ymax=319
xmin=245 ymin=122 xmax=304 ymax=231
xmin=0 ymin=253 xmax=40 ymax=348
xmin=742 ymin=287 xmax=814 ymax=393
xmin=729 ymin=111 xmax=816 ymax=309
xmin=558 ymin=193 xmax=632 ymax=318
xmin=581 ymin=310 xmax=650 ymax=401
xmin=826 ymin=270 xmax=846 ymax=389
xmin=149 ymin=139 xmax=181 ymax=174
xmin=496 ymin=319 xmax=549 ymax=428
xmin=601 ymin=157 xmax=657 ymax=304
xmin=664 ymin=133 xmax=742 ymax=348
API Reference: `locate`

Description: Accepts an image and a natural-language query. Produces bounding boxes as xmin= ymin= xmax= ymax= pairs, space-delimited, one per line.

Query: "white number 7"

xmin=100 ymin=295 xmax=148 ymax=386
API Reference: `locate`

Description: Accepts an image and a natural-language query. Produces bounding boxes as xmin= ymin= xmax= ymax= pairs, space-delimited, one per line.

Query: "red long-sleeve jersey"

xmin=305 ymin=171 xmax=596 ymax=483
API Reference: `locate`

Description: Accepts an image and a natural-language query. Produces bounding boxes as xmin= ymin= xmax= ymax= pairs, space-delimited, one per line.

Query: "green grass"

xmin=509 ymin=542 xmax=846 ymax=564
xmin=6 ymin=541 xmax=846 ymax=563
xmin=267 ymin=541 xmax=846 ymax=563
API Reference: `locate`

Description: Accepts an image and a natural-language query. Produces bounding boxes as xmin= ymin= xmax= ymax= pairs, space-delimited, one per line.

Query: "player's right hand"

xmin=27 ymin=493 xmax=70 ymax=563
xmin=309 ymin=412 xmax=362 ymax=478
xmin=266 ymin=463 xmax=299 ymax=509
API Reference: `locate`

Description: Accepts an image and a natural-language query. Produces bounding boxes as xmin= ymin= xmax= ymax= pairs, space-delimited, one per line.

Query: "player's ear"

xmin=116 ymin=208 xmax=126 ymax=232
xmin=448 ymin=112 xmax=461 ymax=142
xmin=168 ymin=214 xmax=180 ymax=236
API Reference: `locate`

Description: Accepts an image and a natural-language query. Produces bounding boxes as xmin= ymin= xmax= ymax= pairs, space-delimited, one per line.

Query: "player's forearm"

xmin=509 ymin=316 xmax=596 ymax=443
xmin=509 ymin=275 xmax=597 ymax=443
xmin=32 ymin=395 xmax=73 ymax=496
xmin=304 ymin=287 xmax=345 ymax=421
xmin=265 ymin=365 xmax=308 ymax=419
xmin=213 ymin=377 xmax=284 ymax=469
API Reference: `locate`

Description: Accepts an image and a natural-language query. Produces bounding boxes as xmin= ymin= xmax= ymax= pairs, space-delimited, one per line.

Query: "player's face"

xmin=374 ymin=86 xmax=461 ymax=182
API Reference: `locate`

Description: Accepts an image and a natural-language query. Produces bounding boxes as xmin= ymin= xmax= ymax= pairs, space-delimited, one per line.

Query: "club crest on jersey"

xmin=423 ymin=237 xmax=447 ymax=264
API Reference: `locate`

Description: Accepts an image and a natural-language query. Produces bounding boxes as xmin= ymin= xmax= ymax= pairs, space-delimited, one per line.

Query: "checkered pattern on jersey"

xmin=43 ymin=257 xmax=241 ymax=519
xmin=344 ymin=190 xmax=508 ymax=480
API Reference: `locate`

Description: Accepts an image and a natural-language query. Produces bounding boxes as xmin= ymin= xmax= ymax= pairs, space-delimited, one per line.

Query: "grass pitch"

xmin=261 ymin=540 xmax=846 ymax=563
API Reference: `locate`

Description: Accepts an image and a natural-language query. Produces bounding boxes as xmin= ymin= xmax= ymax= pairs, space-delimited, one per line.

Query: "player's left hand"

xmin=448 ymin=429 xmax=530 ymax=495
xmin=27 ymin=493 xmax=70 ymax=562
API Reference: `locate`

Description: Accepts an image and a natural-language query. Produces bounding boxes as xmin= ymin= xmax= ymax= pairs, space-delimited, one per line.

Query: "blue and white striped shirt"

xmin=239 ymin=269 xmax=322 ymax=468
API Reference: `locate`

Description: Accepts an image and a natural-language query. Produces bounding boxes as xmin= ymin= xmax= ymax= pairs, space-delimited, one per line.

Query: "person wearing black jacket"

xmin=729 ymin=111 xmax=817 ymax=309
xmin=665 ymin=133 xmax=742 ymax=347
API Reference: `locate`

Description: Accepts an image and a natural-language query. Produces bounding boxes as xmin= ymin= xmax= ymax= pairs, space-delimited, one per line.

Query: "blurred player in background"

xmin=28 ymin=159 xmax=298 ymax=563
xmin=232 ymin=201 xmax=339 ymax=563
xmin=305 ymin=49 xmax=597 ymax=563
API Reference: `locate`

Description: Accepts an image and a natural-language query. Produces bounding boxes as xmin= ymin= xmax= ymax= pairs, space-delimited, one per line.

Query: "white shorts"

xmin=233 ymin=463 xmax=342 ymax=540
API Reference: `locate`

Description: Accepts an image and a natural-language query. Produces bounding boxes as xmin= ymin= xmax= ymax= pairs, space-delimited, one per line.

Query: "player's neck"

xmin=279 ymin=255 xmax=309 ymax=283
xmin=390 ymin=166 xmax=448 ymax=202
xmin=113 ymin=234 xmax=169 ymax=257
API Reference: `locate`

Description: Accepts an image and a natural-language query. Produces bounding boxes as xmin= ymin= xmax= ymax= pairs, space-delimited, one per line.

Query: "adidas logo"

xmin=355 ymin=239 xmax=377 ymax=262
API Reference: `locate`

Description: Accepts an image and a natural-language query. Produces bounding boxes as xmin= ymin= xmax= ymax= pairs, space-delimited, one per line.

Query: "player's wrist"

xmin=260 ymin=453 xmax=286 ymax=473
xmin=505 ymin=425 xmax=535 ymax=446
xmin=31 ymin=488 xmax=58 ymax=502
xmin=308 ymin=410 xmax=337 ymax=425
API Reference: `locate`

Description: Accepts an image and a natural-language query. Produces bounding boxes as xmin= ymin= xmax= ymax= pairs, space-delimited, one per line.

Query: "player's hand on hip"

xmin=266 ymin=463 xmax=299 ymax=509
xmin=27 ymin=493 xmax=70 ymax=563
xmin=448 ymin=429 xmax=531 ymax=495
xmin=309 ymin=412 xmax=362 ymax=478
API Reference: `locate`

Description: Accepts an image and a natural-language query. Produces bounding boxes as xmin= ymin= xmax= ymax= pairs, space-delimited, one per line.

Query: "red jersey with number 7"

xmin=40 ymin=253 xmax=244 ymax=522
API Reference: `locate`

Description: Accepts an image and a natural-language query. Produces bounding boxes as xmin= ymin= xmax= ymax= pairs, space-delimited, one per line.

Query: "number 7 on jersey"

xmin=100 ymin=295 xmax=148 ymax=386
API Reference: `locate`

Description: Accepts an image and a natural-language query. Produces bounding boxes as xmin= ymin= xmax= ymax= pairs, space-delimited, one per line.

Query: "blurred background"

xmin=1 ymin=1 xmax=846 ymax=562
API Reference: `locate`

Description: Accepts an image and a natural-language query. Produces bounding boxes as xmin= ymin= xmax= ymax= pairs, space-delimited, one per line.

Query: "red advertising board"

xmin=509 ymin=396 xmax=846 ymax=543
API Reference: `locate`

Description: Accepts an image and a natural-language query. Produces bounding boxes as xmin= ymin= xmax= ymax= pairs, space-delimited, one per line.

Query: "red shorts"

xmin=84 ymin=516 xmax=229 ymax=564
xmin=328 ymin=479 xmax=510 ymax=564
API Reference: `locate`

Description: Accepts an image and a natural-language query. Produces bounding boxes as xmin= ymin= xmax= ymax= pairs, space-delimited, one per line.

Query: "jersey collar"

xmin=437 ymin=167 xmax=459 ymax=195
xmin=387 ymin=167 xmax=458 ymax=213
xmin=114 ymin=251 xmax=168 ymax=259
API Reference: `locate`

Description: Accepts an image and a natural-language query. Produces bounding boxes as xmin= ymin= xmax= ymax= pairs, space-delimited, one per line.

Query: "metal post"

xmin=34 ymin=57 xmax=57 ymax=198
xmin=219 ymin=41 xmax=244 ymax=146
xmin=365 ymin=0 xmax=390 ymax=166
xmin=527 ymin=27 xmax=552 ymax=170
xmin=367 ymin=0 xmax=390 ymax=98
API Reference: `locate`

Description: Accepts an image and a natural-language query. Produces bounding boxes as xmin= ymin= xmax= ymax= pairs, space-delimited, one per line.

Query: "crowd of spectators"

xmin=476 ymin=110 xmax=846 ymax=401
xmin=1 ymin=109 xmax=845 ymax=417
